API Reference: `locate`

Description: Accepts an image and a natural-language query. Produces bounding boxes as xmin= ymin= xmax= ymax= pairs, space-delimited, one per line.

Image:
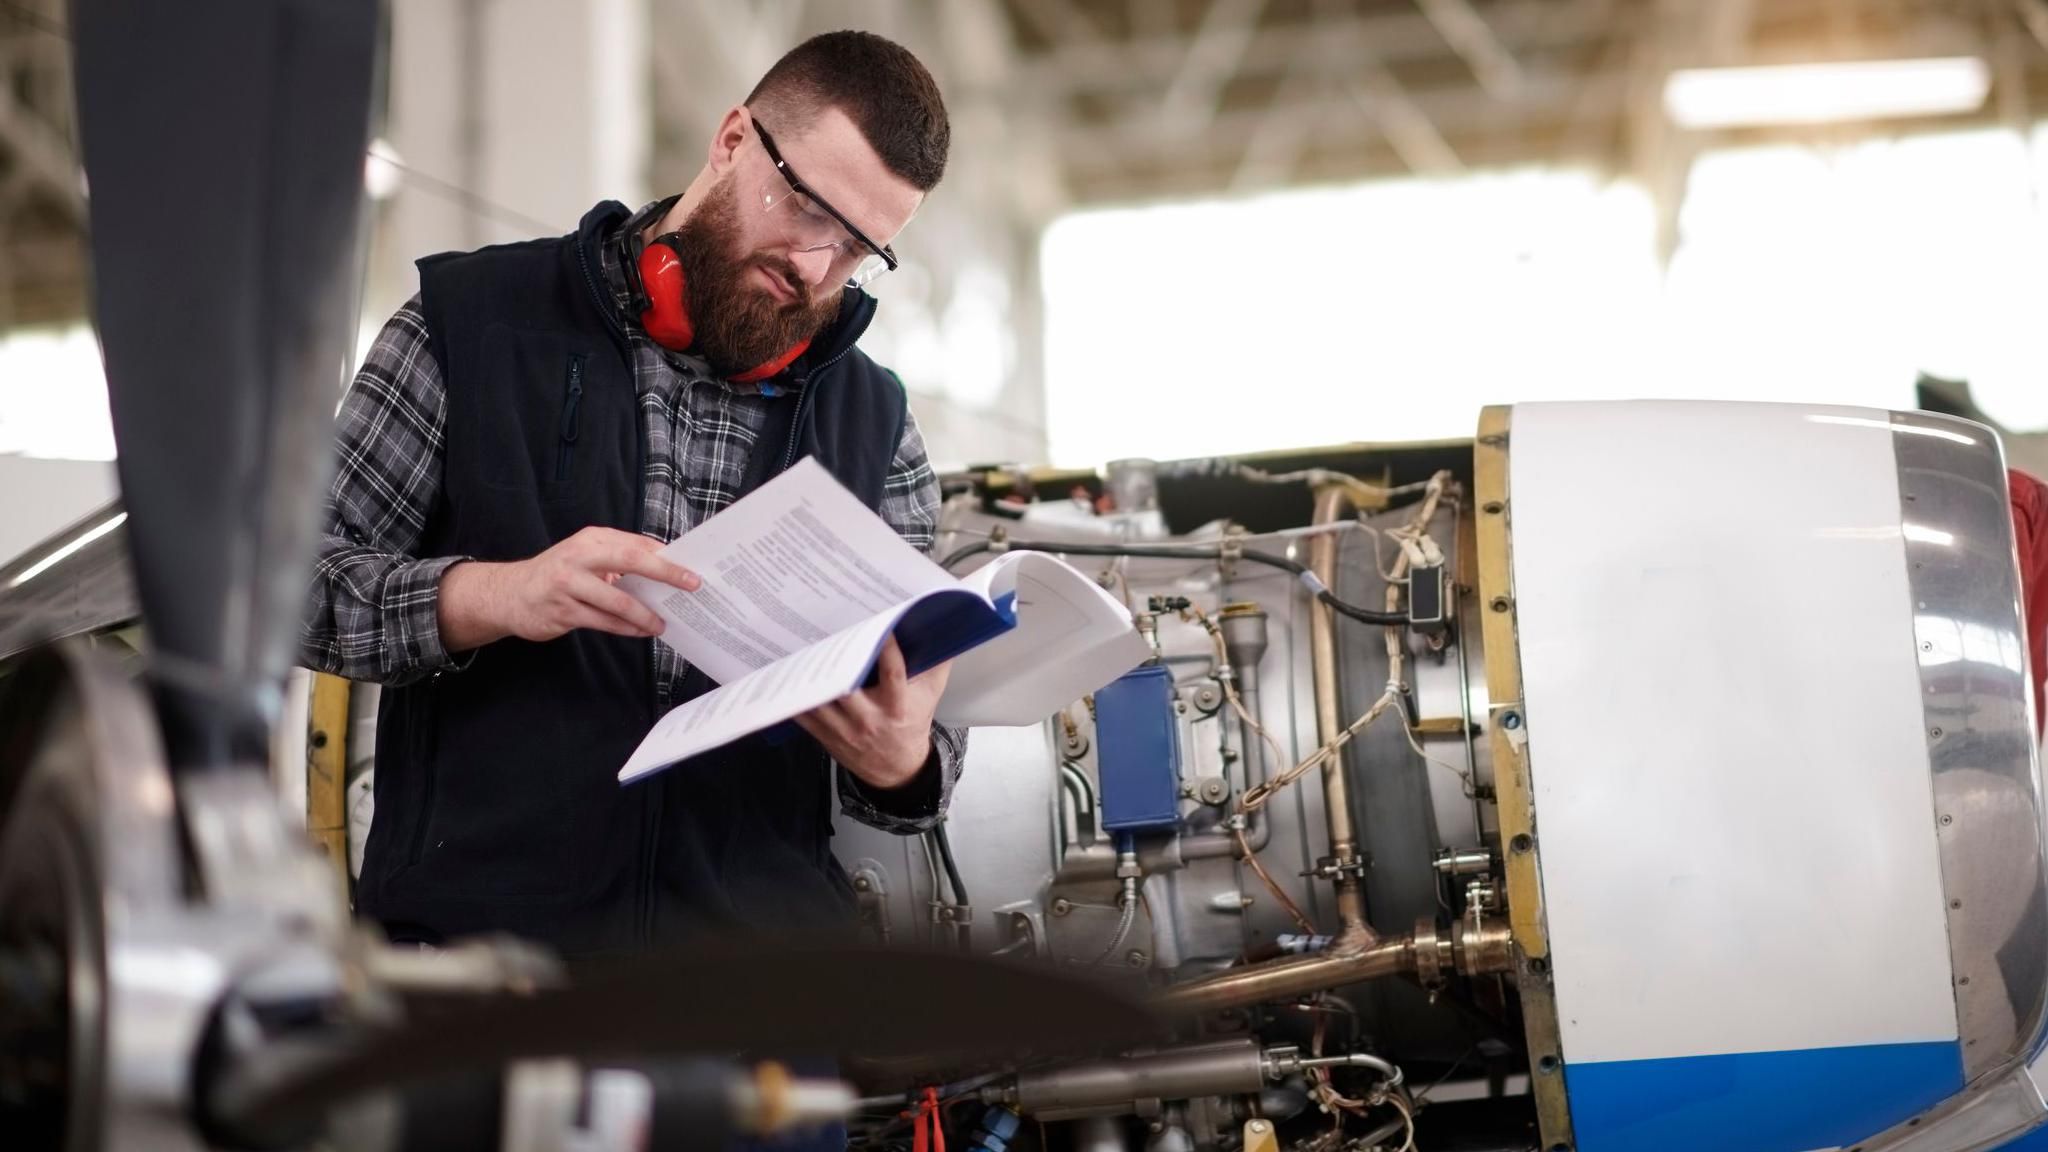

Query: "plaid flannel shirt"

xmin=301 ymin=201 xmax=964 ymax=832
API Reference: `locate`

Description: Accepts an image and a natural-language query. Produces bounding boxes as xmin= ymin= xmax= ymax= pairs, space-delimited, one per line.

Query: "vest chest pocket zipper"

xmin=554 ymin=354 xmax=585 ymax=484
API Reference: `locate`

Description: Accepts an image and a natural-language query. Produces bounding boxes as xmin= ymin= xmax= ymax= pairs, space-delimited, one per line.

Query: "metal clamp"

xmin=1302 ymin=854 xmax=1372 ymax=882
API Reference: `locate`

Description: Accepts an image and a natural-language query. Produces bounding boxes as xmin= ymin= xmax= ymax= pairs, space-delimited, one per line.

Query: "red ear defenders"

xmin=621 ymin=229 xmax=810 ymax=385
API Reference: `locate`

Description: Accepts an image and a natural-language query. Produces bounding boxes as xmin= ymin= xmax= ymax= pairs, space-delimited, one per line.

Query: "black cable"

xmin=937 ymin=538 xmax=1409 ymax=625
xmin=940 ymin=540 xmax=991 ymax=569
xmin=932 ymin=822 xmax=969 ymax=910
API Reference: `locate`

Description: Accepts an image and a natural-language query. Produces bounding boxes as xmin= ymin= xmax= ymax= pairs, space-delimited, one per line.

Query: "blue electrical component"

xmin=967 ymin=1106 xmax=1022 ymax=1152
xmin=1094 ymin=663 xmax=1183 ymax=833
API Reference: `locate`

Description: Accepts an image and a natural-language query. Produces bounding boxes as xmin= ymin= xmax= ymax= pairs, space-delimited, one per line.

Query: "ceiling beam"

xmin=0 ymin=81 xmax=83 ymax=226
xmin=2021 ymin=0 xmax=2048 ymax=55
xmin=1005 ymin=0 xmax=1108 ymax=48
xmin=1015 ymin=2 xmax=1632 ymax=96
xmin=1057 ymin=69 xmax=1606 ymax=176
xmin=1413 ymin=0 xmax=1527 ymax=100
xmin=1158 ymin=0 xmax=1268 ymax=139
xmin=1348 ymin=70 xmax=1466 ymax=175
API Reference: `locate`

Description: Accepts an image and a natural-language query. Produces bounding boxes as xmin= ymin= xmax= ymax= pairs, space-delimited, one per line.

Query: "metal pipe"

xmin=992 ymin=1039 xmax=1269 ymax=1120
xmin=1155 ymin=933 xmax=1414 ymax=1016
xmin=1182 ymin=605 xmax=1273 ymax=860
xmin=1060 ymin=762 xmax=1099 ymax=847
xmin=1309 ymin=486 xmax=1372 ymax=939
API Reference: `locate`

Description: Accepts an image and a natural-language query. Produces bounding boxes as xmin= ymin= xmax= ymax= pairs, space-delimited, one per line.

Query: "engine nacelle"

xmin=836 ymin=400 xmax=2047 ymax=1152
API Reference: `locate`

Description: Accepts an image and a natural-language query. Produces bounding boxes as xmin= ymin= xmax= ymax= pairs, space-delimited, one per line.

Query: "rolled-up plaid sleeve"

xmin=300 ymin=297 xmax=472 ymax=685
xmin=836 ymin=406 xmax=968 ymax=833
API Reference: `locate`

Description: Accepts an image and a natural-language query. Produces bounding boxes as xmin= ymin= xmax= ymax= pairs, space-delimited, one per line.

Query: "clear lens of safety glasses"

xmin=761 ymin=182 xmax=892 ymax=289
xmin=846 ymin=252 xmax=892 ymax=288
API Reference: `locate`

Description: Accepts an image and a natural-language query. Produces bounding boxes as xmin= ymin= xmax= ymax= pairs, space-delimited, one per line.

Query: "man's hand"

xmin=798 ymin=636 xmax=950 ymax=790
xmin=439 ymin=526 xmax=700 ymax=651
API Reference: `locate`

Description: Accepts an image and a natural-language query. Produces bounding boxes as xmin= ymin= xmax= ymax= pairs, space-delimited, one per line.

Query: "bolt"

xmin=854 ymin=877 xmax=871 ymax=892
xmin=1921 ymin=641 xmax=1933 ymax=652
xmin=1931 ymin=727 xmax=1944 ymax=739
xmin=1510 ymin=833 xmax=1533 ymax=854
xmin=1490 ymin=596 xmax=1512 ymax=613
xmin=1537 ymin=1055 xmax=1560 ymax=1076
xmin=1502 ymin=711 xmax=1523 ymax=731
xmin=1941 ymin=814 xmax=1954 ymax=826
xmin=1051 ymin=898 xmax=1073 ymax=917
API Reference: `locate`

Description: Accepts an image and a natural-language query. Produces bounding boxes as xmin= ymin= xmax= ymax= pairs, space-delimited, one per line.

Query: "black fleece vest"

xmin=354 ymin=202 xmax=908 ymax=957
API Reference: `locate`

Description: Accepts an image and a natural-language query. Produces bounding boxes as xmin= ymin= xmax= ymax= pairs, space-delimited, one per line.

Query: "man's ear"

xmin=706 ymin=105 xmax=750 ymax=174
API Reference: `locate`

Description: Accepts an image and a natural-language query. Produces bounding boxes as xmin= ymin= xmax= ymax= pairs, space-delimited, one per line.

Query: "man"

xmin=303 ymin=31 xmax=964 ymax=957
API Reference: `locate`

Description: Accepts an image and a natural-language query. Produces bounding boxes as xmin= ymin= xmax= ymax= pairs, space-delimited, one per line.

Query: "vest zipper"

xmin=555 ymin=354 xmax=585 ymax=483
xmin=780 ymin=347 xmax=853 ymax=471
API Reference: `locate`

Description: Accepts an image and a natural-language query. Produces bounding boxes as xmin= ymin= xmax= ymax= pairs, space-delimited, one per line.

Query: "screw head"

xmin=1941 ymin=814 xmax=1954 ymax=826
xmin=854 ymin=877 xmax=871 ymax=892
xmin=1490 ymin=595 xmax=1512 ymax=613
xmin=1127 ymin=950 xmax=1148 ymax=967
xmin=1051 ymin=898 xmax=1073 ymax=917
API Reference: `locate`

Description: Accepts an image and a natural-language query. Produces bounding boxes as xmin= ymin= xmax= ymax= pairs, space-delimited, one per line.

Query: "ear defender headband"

xmin=621 ymin=228 xmax=811 ymax=385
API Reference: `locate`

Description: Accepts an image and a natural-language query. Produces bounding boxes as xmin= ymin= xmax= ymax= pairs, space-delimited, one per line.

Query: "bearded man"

xmin=302 ymin=30 xmax=964 ymax=956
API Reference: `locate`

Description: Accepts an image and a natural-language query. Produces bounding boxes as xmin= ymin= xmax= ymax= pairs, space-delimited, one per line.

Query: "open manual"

xmin=615 ymin=457 xmax=1153 ymax=784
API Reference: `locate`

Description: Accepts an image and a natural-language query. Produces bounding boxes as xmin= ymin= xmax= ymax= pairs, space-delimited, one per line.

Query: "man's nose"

xmin=787 ymin=245 xmax=836 ymax=288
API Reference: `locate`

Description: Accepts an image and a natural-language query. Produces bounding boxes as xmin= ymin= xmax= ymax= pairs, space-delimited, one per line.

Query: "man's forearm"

xmin=438 ymin=560 xmax=513 ymax=654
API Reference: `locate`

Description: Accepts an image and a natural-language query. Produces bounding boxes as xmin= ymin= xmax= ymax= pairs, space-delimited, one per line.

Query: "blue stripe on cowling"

xmin=1565 ymin=1041 xmax=1964 ymax=1152
xmin=1993 ymin=1122 xmax=2048 ymax=1151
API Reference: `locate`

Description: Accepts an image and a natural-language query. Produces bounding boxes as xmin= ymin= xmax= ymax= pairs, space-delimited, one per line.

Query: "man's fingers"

xmin=797 ymin=702 xmax=855 ymax=747
xmin=832 ymin=689 xmax=886 ymax=733
xmin=870 ymin=636 xmax=909 ymax=707
xmin=559 ymin=600 xmax=655 ymax=638
xmin=612 ymin=545 xmax=701 ymax=592
xmin=570 ymin=573 xmax=665 ymax=636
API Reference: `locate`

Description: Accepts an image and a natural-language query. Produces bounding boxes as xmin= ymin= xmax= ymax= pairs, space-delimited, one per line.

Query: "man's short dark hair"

xmin=746 ymin=30 xmax=950 ymax=192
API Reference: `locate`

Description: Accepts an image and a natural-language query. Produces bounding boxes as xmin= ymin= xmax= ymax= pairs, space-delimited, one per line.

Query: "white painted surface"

xmin=1509 ymin=400 xmax=1958 ymax=1063
xmin=0 ymin=454 xmax=118 ymax=565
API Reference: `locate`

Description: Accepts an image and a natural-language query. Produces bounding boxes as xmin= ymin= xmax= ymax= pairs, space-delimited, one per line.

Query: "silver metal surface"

xmin=0 ymin=643 xmax=368 ymax=1151
xmin=999 ymin=1038 xmax=1268 ymax=1120
xmin=1894 ymin=409 xmax=2048 ymax=1082
xmin=1859 ymin=411 xmax=2048 ymax=1152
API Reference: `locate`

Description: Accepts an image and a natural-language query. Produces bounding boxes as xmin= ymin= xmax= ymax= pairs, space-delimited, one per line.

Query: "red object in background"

xmin=2014 ymin=469 xmax=2048 ymax=736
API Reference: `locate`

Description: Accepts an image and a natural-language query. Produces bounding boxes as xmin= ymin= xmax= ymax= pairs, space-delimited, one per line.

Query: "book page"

xmin=937 ymin=552 xmax=1152 ymax=728
xmin=619 ymin=457 xmax=964 ymax=686
xmin=619 ymin=609 xmax=902 ymax=782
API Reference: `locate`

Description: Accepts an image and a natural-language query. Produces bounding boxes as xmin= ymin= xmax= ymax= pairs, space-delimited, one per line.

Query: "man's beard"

xmin=670 ymin=175 xmax=841 ymax=378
